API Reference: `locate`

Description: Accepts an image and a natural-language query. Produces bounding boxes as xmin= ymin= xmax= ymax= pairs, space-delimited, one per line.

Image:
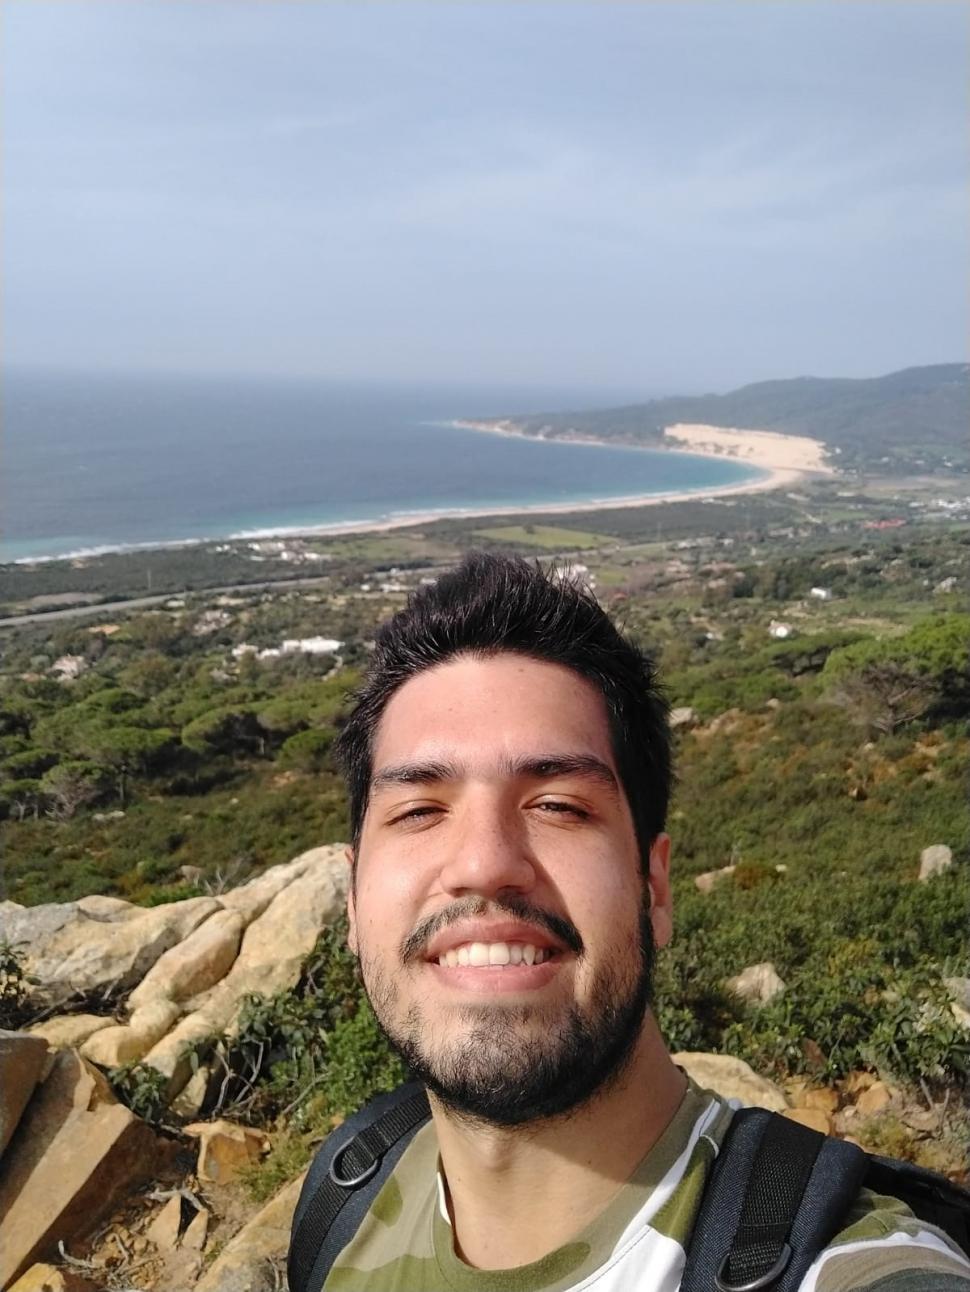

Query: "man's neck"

xmin=429 ymin=1017 xmax=687 ymax=1271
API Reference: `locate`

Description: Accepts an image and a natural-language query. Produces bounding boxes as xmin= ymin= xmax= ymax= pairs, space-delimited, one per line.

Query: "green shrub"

xmin=211 ymin=917 xmax=405 ymax=1132
xmin=0 ymin=941 xmax=33 ymax=1029
xmin=108 ymin=1062 xmax=170 ymax=1125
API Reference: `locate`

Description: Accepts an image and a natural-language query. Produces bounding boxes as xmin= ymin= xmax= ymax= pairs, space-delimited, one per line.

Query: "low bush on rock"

xmin=0 ymin=940 xmax=33 ymax=1030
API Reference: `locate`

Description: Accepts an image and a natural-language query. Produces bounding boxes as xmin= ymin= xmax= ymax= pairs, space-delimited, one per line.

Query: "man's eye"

xmin=390 ymin=805 xmax=440 ymax=825
xmin=534 ymin=801 xmax=589 ymax=819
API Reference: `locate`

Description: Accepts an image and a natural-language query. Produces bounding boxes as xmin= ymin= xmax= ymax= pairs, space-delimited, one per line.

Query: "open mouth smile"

xmin=435 ymin=940 xmax=556 ymax=967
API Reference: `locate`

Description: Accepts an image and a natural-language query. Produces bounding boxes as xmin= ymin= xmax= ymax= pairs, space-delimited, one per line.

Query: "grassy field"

xmin=471 ymin=523 xmax=615 ymax=550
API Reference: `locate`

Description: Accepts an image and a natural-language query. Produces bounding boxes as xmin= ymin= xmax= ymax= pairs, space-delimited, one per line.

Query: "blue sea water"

xmin=1 ymin=369 xmax=764 ymax=563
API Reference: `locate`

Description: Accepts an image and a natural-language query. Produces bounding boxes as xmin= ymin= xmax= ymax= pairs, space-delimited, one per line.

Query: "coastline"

xmin=6 ymin=421 xmax=832 ymax=566
xmin=451 ymin=416 xmax=834 ymax=475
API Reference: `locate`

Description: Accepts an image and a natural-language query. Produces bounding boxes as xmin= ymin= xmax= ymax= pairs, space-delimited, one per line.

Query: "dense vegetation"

xmin=1 ymin=512 xmax=968 ymax=1181
xmin=501 ymin=363 xmax=970 ymax=474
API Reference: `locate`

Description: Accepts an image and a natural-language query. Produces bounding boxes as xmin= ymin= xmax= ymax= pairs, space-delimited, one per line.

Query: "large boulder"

xmin=694 ymin=865 xmax=736 ymax=894
xmin=725 ymin=962 xmax=787 ymax=1005
xmin=0 ymin=895 xmax=220 ymax=1007
xmin=184 ymin=1118 xmax=270 ymax=1184
xmin=0 ymin=1031 xmax=51 ymax=1162
xmin=0 ymin=1048 xmax=157 ymax=1288
xmin=674 ymin=1052 xmax=789 ymax=1112
xmin=195 ymin=1171 xmax=307 ymax=1292
xmin=919 ymin=844 xmax=953 ymax=882
xmin=670 ymin=706 xmax=699 ymax=730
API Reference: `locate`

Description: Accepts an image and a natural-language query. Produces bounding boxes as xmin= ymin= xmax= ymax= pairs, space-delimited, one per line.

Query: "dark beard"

xmin=360 ymin=900 xmax=655 ymax=1128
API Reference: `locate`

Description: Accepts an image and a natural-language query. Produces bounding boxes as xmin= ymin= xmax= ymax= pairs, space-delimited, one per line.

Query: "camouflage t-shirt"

xmin=325 ymin=1081 xmax=970 ymax=1291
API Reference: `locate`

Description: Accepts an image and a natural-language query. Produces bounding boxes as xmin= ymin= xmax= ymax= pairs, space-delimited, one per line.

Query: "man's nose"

xmin=436 ymin=798 xmax=536 ymax=898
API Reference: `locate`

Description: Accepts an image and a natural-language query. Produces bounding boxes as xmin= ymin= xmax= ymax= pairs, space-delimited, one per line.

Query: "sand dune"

xmin=663 ymin=423 xmax=833 ymax=475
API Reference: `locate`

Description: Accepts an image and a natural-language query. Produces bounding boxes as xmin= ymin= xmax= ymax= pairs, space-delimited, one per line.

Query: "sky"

xmin=3 ymin=2 xmax=968 ymax=395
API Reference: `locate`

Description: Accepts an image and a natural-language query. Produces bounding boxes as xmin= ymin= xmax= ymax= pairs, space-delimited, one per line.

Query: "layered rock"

xmin=0 ymin=1031 xmax=51 ymax=1161
xmin=0 ymin=1047 xmax=158 ymax=1288
xmin=8 ymin=845 xmax=348 ymax=1106
xmin=0 ymin=895 xmax=220 ymax=1007
xmin=142 ymin=849 xmax=347 ymax=1098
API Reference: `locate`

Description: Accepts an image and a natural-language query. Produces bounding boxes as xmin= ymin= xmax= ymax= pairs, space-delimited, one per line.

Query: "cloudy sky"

xmin=3 ymin=2 xmax=967 ymax=393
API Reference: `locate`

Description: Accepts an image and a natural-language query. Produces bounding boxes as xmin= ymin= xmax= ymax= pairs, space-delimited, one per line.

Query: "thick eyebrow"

xmin=369 ymin=753 xmax=619 ymax=796
xmin=369 ymin=758 xmax=463 ymax=794
xmin=510 ymin=754 xmax=619 ymax=796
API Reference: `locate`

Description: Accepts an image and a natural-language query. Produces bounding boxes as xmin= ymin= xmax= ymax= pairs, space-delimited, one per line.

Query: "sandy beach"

xmin=230 ymin=420 xmax=833 ymax=545
xmin=14 ymin=418 xmax=834 ymax=563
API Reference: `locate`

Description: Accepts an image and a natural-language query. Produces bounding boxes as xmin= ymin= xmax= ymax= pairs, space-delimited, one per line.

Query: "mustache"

xmin=400 ymin=894 xmax=584 ymax=965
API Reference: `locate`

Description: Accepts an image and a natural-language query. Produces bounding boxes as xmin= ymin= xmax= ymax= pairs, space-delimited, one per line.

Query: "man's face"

xmin=348 ymin=652 xmax=672 ymax=1125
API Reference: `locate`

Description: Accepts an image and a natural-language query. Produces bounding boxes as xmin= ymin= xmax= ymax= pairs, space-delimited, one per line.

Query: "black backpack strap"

xmin=288 ymin=1082 xmax=431 ymax=1292
xmin=682 ymin=1108 xmax=869 ymax=1292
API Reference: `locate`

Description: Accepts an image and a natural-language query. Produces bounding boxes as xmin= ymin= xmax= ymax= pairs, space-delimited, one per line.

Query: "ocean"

xmin=1 ymin=369 xmax=764 ymax=563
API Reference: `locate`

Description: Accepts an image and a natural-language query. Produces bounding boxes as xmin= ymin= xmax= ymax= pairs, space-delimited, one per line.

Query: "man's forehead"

xmin=371 ymin=653 xmax=616 ymax=768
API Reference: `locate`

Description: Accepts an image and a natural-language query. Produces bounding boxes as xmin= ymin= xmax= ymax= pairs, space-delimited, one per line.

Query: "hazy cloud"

xmin=3 ymin=1 xmax=967 ymax=391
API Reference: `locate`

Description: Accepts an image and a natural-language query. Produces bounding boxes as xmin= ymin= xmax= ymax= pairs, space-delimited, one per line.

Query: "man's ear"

xmin=647 ymin=833 xmax=673 ymax=950
xmin=345 ymin=845 xmax=359 ymax=956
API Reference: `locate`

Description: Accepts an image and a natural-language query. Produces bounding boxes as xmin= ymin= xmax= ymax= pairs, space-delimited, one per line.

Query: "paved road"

xmin=0 ymin=575 xmax=339 ymax=629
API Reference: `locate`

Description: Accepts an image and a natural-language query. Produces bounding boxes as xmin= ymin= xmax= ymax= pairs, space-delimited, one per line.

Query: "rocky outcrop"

xmin=0 ymin=1047 xmax=159 ymax=1288
xmin=142 ymin=848 xmax=347 ymax=1099
xmin=10 ymin=845 xmax=348 ymax=1106
xmin=0 ymin=842 xmax=353 ymax=1288
xmin=0 ymin=895 xmax=220 ymax=1007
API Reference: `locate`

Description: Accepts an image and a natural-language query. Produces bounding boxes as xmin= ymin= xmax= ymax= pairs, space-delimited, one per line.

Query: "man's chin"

xmin=390 ymin=1004 xmax=647 ymax=1128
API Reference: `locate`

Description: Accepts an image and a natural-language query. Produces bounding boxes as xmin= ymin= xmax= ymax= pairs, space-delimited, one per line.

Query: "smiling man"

xmin=291 ymin=553 xmax=970 ymax=1292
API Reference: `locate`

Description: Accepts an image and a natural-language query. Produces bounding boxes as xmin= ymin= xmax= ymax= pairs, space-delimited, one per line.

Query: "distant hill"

xmin=499 ymin=363 xmax=969 ymax=474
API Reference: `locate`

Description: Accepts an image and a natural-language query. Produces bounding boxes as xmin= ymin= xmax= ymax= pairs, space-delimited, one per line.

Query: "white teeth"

xmin=437 ymin=941 xmax=552 ymax=967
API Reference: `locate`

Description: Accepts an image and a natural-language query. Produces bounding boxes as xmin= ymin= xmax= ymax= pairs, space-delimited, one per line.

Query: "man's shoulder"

xmin=803 ymin=1186 xmax=970 ymax=1292
xmin=323 ymin=1120 xmax=444 ymax=1291
xmin=320 ymin=1089 xmax=970 ymax=1292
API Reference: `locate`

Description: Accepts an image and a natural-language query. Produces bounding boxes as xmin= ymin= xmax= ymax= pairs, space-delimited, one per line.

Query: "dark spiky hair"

xmin=336 ymin=552 xmax=671 ymax=867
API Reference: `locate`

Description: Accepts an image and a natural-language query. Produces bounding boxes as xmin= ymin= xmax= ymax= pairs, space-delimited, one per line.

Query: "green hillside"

xmin=500 ymin=363 xmax=969 ymax=474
